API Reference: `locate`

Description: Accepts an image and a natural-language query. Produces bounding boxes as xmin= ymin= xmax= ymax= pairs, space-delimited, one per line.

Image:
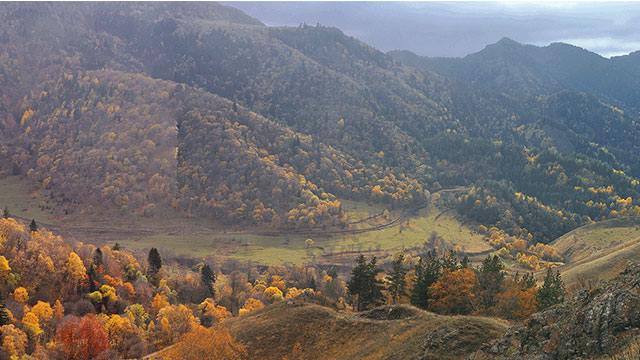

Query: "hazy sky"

xmin=227 ymin=2 xmax=640 ymax=58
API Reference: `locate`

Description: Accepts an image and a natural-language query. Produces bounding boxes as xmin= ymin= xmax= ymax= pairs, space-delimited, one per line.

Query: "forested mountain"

xmin=1 ymin=2 xmax=640 ymax=243
xmin=393 ymin=37 xmax=640 ymax=113
xmin=3 ymin=3 xmax=640 ymax=360
xmin=391 ymin=39 xmax=640 ymax=242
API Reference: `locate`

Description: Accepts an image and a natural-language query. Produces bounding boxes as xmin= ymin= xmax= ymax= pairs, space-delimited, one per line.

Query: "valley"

xmin=1 ymin=2 xmax=640 ymax=360
xmin=0 ymin=174 xmax=488 ymax=265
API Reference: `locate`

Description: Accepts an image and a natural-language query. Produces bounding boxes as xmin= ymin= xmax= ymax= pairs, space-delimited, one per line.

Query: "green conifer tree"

xmin=201 ymin=263 xmax=216 ymax=298
xmin=29 ymin=219 xmax=38 ymax=232
xmin=410 ymin=251 xmax=441 ymax=309
xmin=537 ymin=268 xmax=565 ymax=310
xmin=0 ymin=292 xmax=10 ymax=325
xmin=387 ymin=253 xmax=407 ymax=304
xmin=476 ymin=255 xmax=505 ymax=310
xmin=348 ymin=255 xmax=383 ymax=311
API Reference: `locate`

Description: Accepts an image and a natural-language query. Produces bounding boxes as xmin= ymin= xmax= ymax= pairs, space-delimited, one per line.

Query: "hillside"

xmin=551 ymin=217 xmax=640 ymax=286
xmin=1 ymin=2 xmax=640 ymax=259
xmin=474 ymin=263 xmax=640 ymax=359
xmin=393 ymin=38 xmax=640 ymax=114
xmin=225 ymin=302 xmax=508 ymax=360
xmin=392 ymin=39 xmax=640 ymax=243
xmin=4 ymin=3 xmax=640 ymax=360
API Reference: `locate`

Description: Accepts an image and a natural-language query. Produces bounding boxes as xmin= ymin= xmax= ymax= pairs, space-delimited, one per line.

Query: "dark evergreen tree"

xmin=516 ymin=272 xmax=537 ymax=290
xmin=387 ymin=253 xmax=407 ymax=304
xmin=347 ymin=255 xmax=383 ymax=311
xmin=537 ymin=268 xmax=565 ymax=310
xmin=148 ymin=248 xmax=162 ymax=273
xmin=112 ymin=242 xmax=121 ymax=251
xmin=327 ymin=267 xmax=338 ymax=279
xmin=476 ymin=255 xmax=505 ymax=310
xmin=93 ymin=248 xmax=104 ymax=268
xmin=87 ymin=265 xmax=98 ymax=293
xmin=410 ymin=251 xmax=441 ymax=309
xmin=147 ymin=248 xmax=162 ymax=285
xmin=460 ymin=255 xmax=470 ymax=269
xmin=2 ymin=207 xmax=9 ymax=219
xmin=29 ymin=219 xmax=38 ymax=232
xmin=0 ymin=292 xmax=10 ymax=326
xmin=308 ymin=276 xmax=317 ymax=290
xmin=441 ymin=250 xmax=460 ymax=271
xmin=201 ymin=263 xmax=216 ymax=298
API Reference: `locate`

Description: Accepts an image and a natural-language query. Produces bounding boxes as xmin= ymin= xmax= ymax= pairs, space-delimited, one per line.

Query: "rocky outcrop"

xmin=472 ymin=262 xmax=640 ymax=359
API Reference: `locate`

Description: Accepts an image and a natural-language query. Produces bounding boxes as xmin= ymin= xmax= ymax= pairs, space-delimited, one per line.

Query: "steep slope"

xmin=225 ymin=302 xmax=508 ymax=360
xmin=392 ymin=39 xmax=640 ymax=242
xmin=474 ymin=263 xmax=640 ymax=359
xmin=0 ymin=3 xmax=434 ymax=223
xmin=551 ymin=217 xmax=640 ymax=286
xmin=6 ymin=69 xmax=355 ymax=227
xmin=391 ymin=41 xmax=640 ymax=174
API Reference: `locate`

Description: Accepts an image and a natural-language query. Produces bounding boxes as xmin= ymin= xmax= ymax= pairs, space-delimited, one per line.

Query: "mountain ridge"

xmin=1 ymin=2 xmax=640 ymax=243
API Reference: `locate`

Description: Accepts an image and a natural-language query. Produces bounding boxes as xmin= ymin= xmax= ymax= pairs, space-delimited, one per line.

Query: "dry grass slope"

xmin=552 ymin=217 xmax=640 ymax=287
xmin=225 ymin=302 xmax=508 ymax=360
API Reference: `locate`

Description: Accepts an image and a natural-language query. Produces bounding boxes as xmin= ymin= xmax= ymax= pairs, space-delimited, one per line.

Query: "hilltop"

xmin=225 ymin=302 xmax=508 ymax=360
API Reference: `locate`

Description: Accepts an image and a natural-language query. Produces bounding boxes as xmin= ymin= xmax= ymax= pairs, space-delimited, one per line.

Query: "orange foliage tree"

xmin=494 ymin=286 xmax=538 ymax=320
xmin=56 ymin=315 xmax=109 ymax=360
xmin=428 ymin=268 xmax=477 ymax=315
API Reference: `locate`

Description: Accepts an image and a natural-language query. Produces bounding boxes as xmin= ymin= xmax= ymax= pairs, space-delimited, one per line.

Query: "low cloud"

xmin=228 ymin=2 xmax=640 ymax=58
xmin=545 ymin=37 xmax=640 ymax=58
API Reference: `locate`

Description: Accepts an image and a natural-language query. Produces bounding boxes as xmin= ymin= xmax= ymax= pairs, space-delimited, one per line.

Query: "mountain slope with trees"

xmin=0 ymin=2 xmax=639 ymax=243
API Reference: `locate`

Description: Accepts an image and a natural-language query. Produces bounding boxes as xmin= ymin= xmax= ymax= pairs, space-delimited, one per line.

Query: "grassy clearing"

xmin=63 ymin=202 xmax=489 ymax=265
xmin=0 ymin=175 xmax=53 ymax=222
xmin=0 ymin=175 xmax=489 ymax=265
xmin=553 ymin=217 xmax=640 ymax=263
xmin=552 ymin=217 xmax=640 ymax=287
xmin=560 ymin=238 xmax=640 ymax=288
xmin=225 ymin=205 xmax=489 ymax=265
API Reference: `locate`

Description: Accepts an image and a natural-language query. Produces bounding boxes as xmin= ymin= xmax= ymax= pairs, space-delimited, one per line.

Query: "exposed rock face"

xmin=472 ymin=263 xmax=640 ymax=359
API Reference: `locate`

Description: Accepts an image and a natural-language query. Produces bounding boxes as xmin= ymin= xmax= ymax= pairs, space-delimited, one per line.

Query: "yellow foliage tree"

xmin=263 ymin=286 xmax=284 ymax=303
xmin=270 ymin=275 xmax=286 ymax=290
xmin=31 ymin=301 xmax=53 ymax=323
xmin=104 ymin=314 xmax=138 ymax=354
xmin=13 ymin=287 xmax=28 ymax=304
xmin=0 ymin=324 xmax=28 ymax=358
xmin=67 ymin=252 xmax=87 ymax=283
xmin=0 ymin=255 xmax=10 ymax=272
xmin=156 ymin=304 xmax=198 ymax=345
xmin=199 ymin=298 xmax=230 ymax=325
xmin=239 ymin=298 xmax=264 ymax=316
xmin=53 ymin=300 xmax=64 ymax=321
xmin=22 ymin=311 xmax=43 ymax=337
xmin=151 ymin=294 xmax=170 ymax=315
xmin=285 ymin=287 xmax=304 ymax=299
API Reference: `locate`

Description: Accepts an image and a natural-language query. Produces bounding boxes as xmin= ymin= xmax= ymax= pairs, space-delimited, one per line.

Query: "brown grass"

xmin=225 ymin=302 xmax=508 ymax=360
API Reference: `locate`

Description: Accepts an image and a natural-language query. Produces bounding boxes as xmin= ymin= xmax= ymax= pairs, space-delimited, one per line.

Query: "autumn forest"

xmin=2 ymin=2 xmax=640 ymax=360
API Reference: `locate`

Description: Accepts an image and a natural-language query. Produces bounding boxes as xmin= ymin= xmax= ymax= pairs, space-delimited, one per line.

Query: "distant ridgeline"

xmin=0 ymin=3 xmax=639 ymax=241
